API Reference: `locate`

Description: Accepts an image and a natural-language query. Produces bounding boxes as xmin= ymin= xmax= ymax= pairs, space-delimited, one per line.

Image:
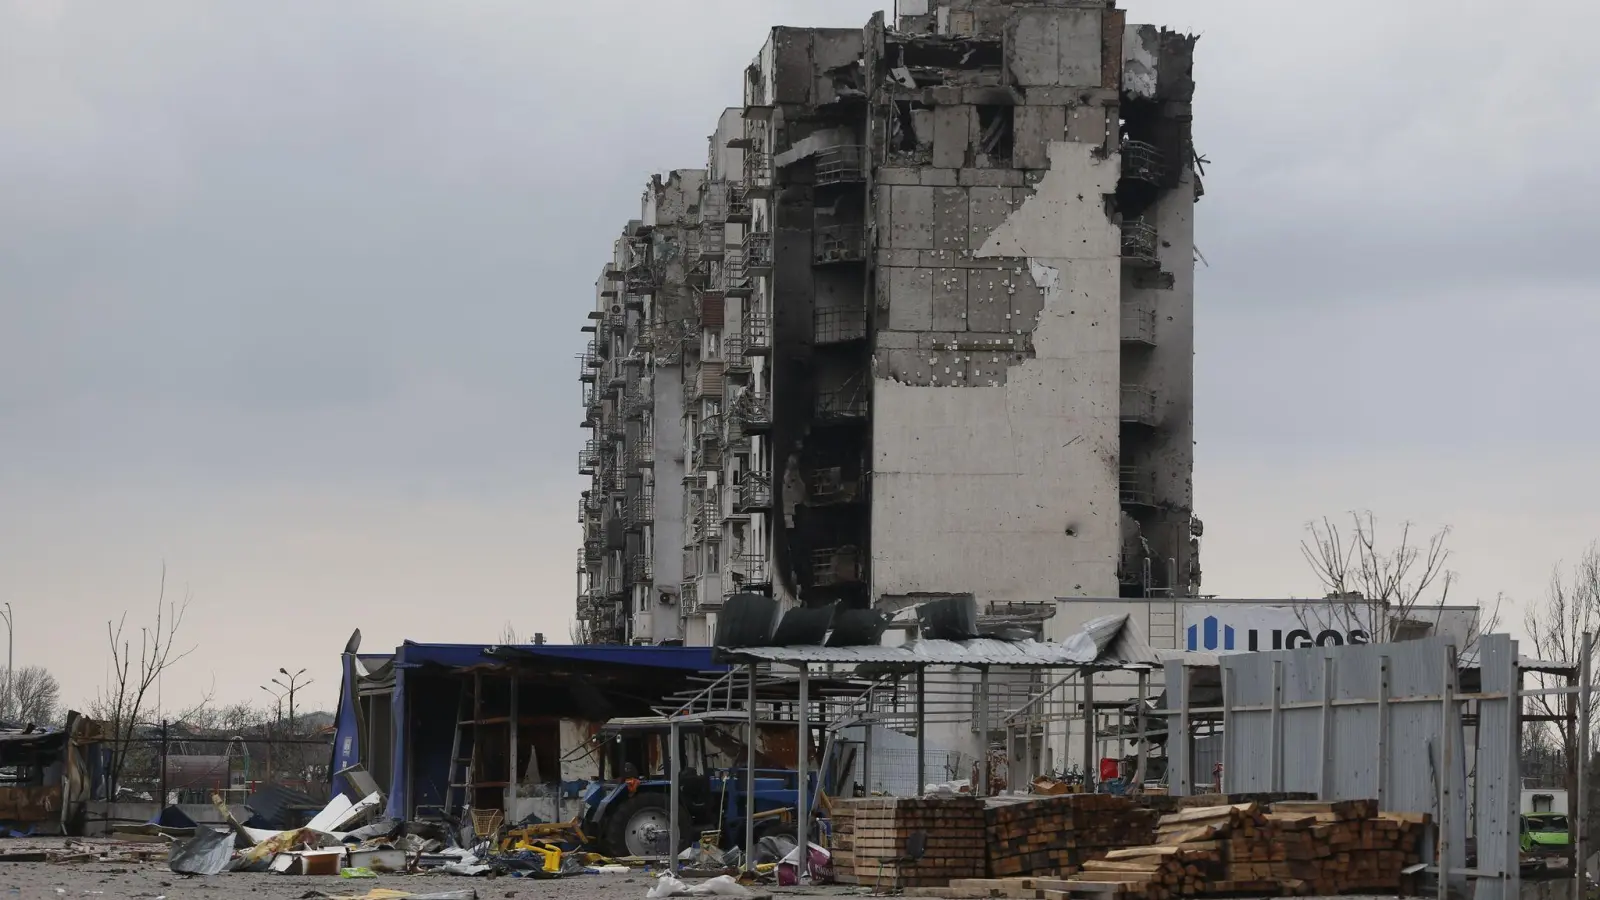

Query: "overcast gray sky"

xmin=2 ymin=0 xmax=1596 ymax=715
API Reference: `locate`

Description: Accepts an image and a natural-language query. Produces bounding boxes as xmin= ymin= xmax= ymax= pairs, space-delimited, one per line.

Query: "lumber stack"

xmin=986 ymin=794 xmax=1159 ymax=877
xmin=829 ymin=800 xmax=858 ymax=884
xmin=1255 ymin=801 xmax=1427 ymax=895
xmin=846 ymin=796 xmax=987 ymax=887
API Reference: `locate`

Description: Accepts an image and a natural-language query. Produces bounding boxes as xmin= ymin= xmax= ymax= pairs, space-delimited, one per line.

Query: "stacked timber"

xmin=986 ymin=795 xmax=1159 ymax=877
xmin=847 ymin=796 xmax=987 ymax=887
xmin=829 ymin=800 xmax=858 ymax=884
xmin=1257 ymin=801 xmax=1427 ymax=895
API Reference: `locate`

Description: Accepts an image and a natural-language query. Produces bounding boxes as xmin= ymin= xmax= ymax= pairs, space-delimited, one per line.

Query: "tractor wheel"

xmin=606 ymin=793 xmax=692 ymax=859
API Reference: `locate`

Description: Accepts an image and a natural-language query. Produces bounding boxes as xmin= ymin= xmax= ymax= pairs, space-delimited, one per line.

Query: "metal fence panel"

xmin=1166 ymin=636 xmax=1516 ymax=898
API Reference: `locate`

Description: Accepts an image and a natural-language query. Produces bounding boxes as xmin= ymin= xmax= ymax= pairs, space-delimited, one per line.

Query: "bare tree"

xmin=1523 ymin=543 xmax=1600 ymax=795
xmin=6 ymin=666 xmax=61 ymax=726
xmin=96 ymin=564 xmax=196 ymax=795
xmin=498 ymin=621 xmax=520 ymax=645
xmin=1300 ymin=511 xmax=1499 ymax=647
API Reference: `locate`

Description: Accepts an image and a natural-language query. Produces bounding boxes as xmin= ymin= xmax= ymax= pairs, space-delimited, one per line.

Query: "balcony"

xmin=1120 ymin=466 xmax=1157 ymax=508
xmin=811 ymin=545 xmax=862 ymax=587
xmin=724 ymin=252 xmax=751 ymax=298
xmin=630 ymin=554 xmax=653 ymax=584
xmin=1121 ymin=218 xmax=1160 ymax=268
xmin=681 ymin=581 xmax=700 ymax=615
xmin=814 ymin=306 xmax=867 ymax=345
xmin=816 ymin=145 xmax=866 ymax=186
xmin=1122 ymin=304 xmax=1157 ymax=347
xmin=743 ymin=232 xmax=772 ymax=276
xmin=814 ymin=225 xmax=865 ymax=265
xmin=816 ymin=386 xmax=869 ymax=422
xmin=695 ymin=361 xmax=724 ymax=400
xmin=690 ymin=505 xmax=721 ymax=542
xmin=726 ymin=554 xmax=771 ymax=593
xmin=723 ymin=335 xmax=750 ymax=374
xmin=1121 ymin=140 xmax=1165 ymax=186
xmin=623 ymin=390 xmax=648 ymax=420
xmin=699 ymin=182 xmax=729 ymax=226
xmin=736 ymin=475 xmax=772 ymax=512
xmin=807 ymin=467 xmax=862 ymax=506
xmin=629 ymin=436 xmax=654 ymax=470
xmin=726 ymin=188 xmax=751 ymax=225
xmin=623 ymin=293 xmax=647 ymax=311
xmin=1120 ymin=385 xmax=1159 ymax=427
xmin=742 ymin=310 xmax=770 ymax=355
xmin=698 ymin=235 xmax=725 ymax=261
xmin=697 ymin=290 xmax=724 ymax=329
xmin=578 ymin=351 xmax=598 ymax=383
xmin=578 ymin=440 xmax=601 ymax=475
xmin=729 ymin=387 xmax=770 ymax=433
xmin=692 ymin=441 xmax=723 ymax=473
xmin=744 ymin=149 xmax=773 ymax=197
xmin=730 ymin=387 xmax=771 ymax=434
xmin=576 ymin=547 xmax=588 ymax=575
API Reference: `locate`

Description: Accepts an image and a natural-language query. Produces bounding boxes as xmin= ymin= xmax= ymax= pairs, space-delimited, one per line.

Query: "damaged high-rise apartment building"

xmin=577 ymin=0 xmax=1200 ymax=647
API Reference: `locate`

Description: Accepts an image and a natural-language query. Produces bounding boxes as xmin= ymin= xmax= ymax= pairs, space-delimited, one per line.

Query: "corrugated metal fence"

xmin=1163 ymin=634 xmax=1521 ymax=900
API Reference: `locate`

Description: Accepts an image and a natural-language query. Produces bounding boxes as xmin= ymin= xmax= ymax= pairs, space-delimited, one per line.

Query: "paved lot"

xmin=0 ymin=838 xmax=866 ymax=900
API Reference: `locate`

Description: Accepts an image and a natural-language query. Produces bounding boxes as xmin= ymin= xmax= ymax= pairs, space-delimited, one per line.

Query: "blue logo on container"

xmin=1186 ymin=616 xmax=1234 ymax=651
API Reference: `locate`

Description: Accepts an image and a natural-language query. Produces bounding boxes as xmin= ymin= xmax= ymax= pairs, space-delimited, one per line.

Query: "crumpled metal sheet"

xmin=168 ymin=826 xmax=234 ymax=876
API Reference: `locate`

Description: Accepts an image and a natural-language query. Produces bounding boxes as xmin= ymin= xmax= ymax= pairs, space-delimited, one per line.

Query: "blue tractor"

xmin=579 ymin=713 xmax=822 ymax=858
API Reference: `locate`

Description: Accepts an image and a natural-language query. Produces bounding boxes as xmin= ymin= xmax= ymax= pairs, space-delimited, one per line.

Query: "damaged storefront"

xmin=0 ymin=714 xmax=104 ymax=835
xmin=331 ymin=642 xmax=725 ymax=825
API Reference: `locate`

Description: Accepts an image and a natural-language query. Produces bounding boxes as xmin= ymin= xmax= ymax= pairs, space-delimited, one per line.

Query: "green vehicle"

xmin=1519 ymin=813 xmax=1570 ymax=854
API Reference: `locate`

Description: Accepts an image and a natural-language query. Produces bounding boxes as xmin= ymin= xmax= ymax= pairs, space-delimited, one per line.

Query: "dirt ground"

xmin=0 ymin=838 xmax=867 ymax=900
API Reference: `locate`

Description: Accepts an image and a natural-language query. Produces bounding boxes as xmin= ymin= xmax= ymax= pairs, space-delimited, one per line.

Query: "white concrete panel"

xmin=1057 ymin=10 xmax=1104 ymax=88
xmin=874 ymin=141 xmax=1122 ymax=610
xmin=891 ymin=185 xmax=936 ymax=250
xmin=886 ymin=266 xmax=933 ymax=331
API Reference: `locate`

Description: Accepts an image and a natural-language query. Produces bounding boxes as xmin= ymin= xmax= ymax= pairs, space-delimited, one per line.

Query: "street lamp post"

xmin=261 ymin=684 xmax=287 ymax=782
xmin=271 ymin=668 xmax=311 ymax=737
xmin=0 ymin=603 xmax=13 ymax=720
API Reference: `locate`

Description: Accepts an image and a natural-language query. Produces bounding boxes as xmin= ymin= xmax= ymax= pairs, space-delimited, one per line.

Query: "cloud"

xmin=0 ymin=0 xmax=1596 ymax=709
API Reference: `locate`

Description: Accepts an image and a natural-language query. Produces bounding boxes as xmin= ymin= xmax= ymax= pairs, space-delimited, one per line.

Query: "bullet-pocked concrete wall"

xmin=873 ymin=141 xmax=1123 ymax=611
xmin=870 ymin=4 xmax=1127 ymax=614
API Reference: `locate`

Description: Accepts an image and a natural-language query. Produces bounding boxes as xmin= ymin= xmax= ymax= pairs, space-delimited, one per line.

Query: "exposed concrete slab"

xmin=885 ymin=266 xmax=933 ymax=331
xmin=932 ymin=268 xmax=969 ymax=331
xmin=889 ymin=185 xmax=935 ymax=249
xmin=933 ymin=186 xmax=969 ymax=252
xmin=933 ymin=105 xmax=971 ymax=168
xmin=1014 ymin=106 xmax=1067 ymax=169
xmin=968 ymin=185 xmax=1015 ymax=251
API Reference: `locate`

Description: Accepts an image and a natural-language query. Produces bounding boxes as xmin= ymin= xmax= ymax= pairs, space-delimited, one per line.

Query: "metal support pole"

xmin=1318 ymin=656 xmax=1335 ymax=798
xmin=797 ymin=665 xmax=810 ymax=883
xmin=1577 ymin=633 xmax=1593 ymax=898
xmin=1269 ymin=659 xmax=1283 ymax=792
xmin=1219 ymin=664 xmax=1233 ymax=794
xmin=862 ymin=681 xmax=874 ymax=797
xmin=159 ymin=719 xmax=169 ymax=806
xmin=507 ymin=674 xmax=519 ymax=817
xmin=916 ymin=667 xmax=926 ymax=796
xmin=1134 ymin=670 xmax=1149 ymax=788
xmin=1377 ymin=656 xmax=1391 ymax=809
xmin=1438 ymin=646 xmax=1455 ymax=900
xmin=746 ymin=663 xmax=758 ymax=872
xmin=669 ymin=717 xmax=682 ymax=873
xmin=978 ymin=666 xmax=990 ymax=797
xmin=1082 ymin=670 xmax=1095 ymax=792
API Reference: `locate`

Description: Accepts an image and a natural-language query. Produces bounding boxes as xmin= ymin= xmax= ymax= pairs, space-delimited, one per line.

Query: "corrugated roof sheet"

xmin=714 ymin=613 xmax=1159 ymax=668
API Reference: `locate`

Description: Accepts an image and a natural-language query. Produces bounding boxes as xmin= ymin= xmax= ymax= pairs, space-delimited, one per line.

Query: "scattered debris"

xmin=167 ymin=827 xmax=234 ymax=876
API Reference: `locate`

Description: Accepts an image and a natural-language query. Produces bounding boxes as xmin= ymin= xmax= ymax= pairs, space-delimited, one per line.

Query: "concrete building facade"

xmin=578 ymin=0 xmax=1201 ymax=649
